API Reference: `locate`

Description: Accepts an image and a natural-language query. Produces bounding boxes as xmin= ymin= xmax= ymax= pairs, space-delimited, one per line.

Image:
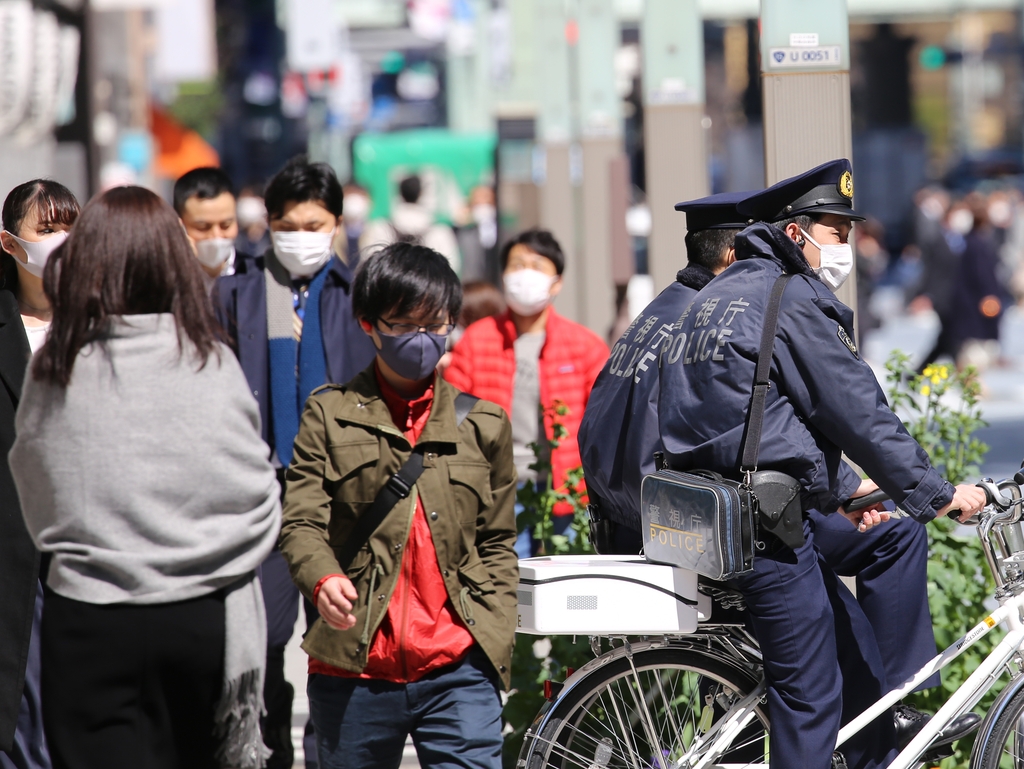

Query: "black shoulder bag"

xmin=339 ymin=392 xmax=479 ymax=567
xmin=640 ymin=274 xmax=803 ymax=581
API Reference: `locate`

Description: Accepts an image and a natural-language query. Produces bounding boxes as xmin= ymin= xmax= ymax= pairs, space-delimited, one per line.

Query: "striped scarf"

xmin=265 ymin=251 xmax=329 ymax=465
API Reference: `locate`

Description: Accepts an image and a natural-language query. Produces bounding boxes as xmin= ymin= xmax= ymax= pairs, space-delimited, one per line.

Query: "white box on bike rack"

xmin=516 ymin=555 xmax=699 ymax=635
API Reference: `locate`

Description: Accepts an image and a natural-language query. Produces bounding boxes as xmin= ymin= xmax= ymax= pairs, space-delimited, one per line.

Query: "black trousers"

xmin=41 ymin=590 xmax=225 ymax=769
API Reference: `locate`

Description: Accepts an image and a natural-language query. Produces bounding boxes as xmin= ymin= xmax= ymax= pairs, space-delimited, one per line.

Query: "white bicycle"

xmin=515 ymin=476 xmax=1024 ymax=769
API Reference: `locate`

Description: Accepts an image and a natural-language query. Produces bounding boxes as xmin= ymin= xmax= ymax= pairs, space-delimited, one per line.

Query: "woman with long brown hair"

xmin=0 ymin=179 xmax=79 ymax=769
xmin=9 ymin=186 xmax=281 ymax=769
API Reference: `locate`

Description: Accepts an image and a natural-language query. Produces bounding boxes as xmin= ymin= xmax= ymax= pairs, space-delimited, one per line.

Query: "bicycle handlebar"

xmin=844 ymin=489 xmax=890 ymax=513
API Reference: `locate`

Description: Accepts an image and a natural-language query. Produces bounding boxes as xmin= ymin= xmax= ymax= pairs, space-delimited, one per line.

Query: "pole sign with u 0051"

xmin=759 ymin=1 xmax=850 ymax=74
xmin=767 ymin=46 xmax=842 ymax=69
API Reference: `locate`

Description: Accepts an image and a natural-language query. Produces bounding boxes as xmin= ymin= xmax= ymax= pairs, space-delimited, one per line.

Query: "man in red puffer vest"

xmin=445 ymin=229 xmax=609 ymax=555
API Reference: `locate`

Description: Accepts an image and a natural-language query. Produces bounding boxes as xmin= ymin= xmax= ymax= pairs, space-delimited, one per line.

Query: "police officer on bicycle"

xmin=657 ymin=159 xmax=987 ymax=769
xmin=580 ymin=191 xmax=752 ymax=554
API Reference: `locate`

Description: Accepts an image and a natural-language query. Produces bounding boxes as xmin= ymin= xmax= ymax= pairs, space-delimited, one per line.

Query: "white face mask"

xmin=4 ymin=230 xmax=68 ymax=277
xmin=272 ymin=230 xmax=334 ymax=277
xmin=949 ymin=209 xmax=974 ymax=235
xmin=236 ymin=196 xmax=267 ymax=228
xmin=800 ymin=228 xmax=853 ymax=290
xmin=343 ymin=194 xmax=370 ymax=224
xmin=195 ymin=238 xmax=235 ymax=270
xmin=504 ymin=268 xmax=556 ymax=316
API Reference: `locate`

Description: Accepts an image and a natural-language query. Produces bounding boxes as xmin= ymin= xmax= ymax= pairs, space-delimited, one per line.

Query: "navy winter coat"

xmin=580 ymin=265 xmax=712 ymax=529
xmin=212 ymin=254 xmax=377 ymax=454
xmin=658 ymin=223 xmax=954 ymax=522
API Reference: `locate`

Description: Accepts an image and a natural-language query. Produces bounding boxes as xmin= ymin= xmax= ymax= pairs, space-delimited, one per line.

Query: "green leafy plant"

xmin=885 ymin=352 xmax=992 ymax=768
xmin=502 ymin=401 xmax=594 ymax=767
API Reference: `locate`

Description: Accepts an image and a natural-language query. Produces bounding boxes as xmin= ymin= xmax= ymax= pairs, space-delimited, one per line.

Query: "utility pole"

xmin=535 ymin=0 xmax=579 ymax=322
xmin=575 ymin=0 xmax=621 ymax=337
xmin=446 ymin=0 xmax=492 ymax=133
xmin=642 ymin=0 xmax=708 ymax=293
xmin=760 ymin=0 xmax=857 ymax=311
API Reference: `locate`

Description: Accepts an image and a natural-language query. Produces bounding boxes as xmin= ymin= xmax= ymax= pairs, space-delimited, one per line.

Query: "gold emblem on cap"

xmin=839 ymin=171 xmax=853 ymax=199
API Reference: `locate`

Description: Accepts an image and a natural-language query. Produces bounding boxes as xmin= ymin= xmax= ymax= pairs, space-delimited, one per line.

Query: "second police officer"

xmin=580 ymin=191 xmax=750 ymax=553
xmin=656 ymin=160 xmax=986 ymax=769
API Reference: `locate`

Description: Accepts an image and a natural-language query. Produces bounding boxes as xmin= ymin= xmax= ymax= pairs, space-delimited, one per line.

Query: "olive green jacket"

xmin=279 ymin=366 xmax=519 ymax=689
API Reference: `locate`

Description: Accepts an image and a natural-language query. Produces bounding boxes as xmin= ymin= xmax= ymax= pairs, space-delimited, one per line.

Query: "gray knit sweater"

xmin=11 ymin=313 xmax=280 ymax=604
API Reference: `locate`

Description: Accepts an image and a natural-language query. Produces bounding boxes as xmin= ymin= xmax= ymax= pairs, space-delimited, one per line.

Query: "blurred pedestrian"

xmin=0 ymin=179 xmax=79 ymax=769
xmin=852 ymin=218 xmax=889 ymax=338
xmin=173 ymin=167 xmax=257 ymax=289
xmin=912 ymin=192 xmax=963 ymax=370
xmin=456 ymin=185 xmax=498 ymax=282
xmin=437 ymin=281 xmax=506 ymax=377
xmin=444 ymin=229 xmax=609 ymax=556
xmin=360 ymin=174 xmax=461 ymax=272
xmin=279 ymin=243 xmax=516 ymax=769
xmin=339 ymin=182 xmax=371 ymax=266
xmin=949 ymin=192 xmax=1011 ymax=369
xmin=212 ymin=156 xmax=376 ymax=768
xmin=236 ymin=187 xmax=271 ymax=258
xmin=10 ymin=186 xmax=280 ymax=769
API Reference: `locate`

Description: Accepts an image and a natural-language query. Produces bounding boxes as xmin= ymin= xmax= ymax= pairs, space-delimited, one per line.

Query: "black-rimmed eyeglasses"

xmin=377 ymin=318 xmax=455 ymax=337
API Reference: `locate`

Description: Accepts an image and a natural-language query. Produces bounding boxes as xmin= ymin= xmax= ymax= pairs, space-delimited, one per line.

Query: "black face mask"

xmin=376 ymin=329 xmax=448 ymax=381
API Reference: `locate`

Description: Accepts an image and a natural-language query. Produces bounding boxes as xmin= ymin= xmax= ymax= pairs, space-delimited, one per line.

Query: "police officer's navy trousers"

xmin=734 ymin=521 xmax=898 ymax=769
xmin=810 ymin=511 xmax=939 ymax=691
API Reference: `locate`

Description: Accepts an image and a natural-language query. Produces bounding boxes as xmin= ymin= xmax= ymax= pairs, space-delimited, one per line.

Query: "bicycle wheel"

xmin=975 ymin=685 xmax=1024 ymax=769
xmin=521 ymin=648 xmax=770 ymax=769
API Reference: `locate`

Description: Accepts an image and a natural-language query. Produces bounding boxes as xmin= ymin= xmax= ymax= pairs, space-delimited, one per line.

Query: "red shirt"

xmin=309 ymin=367 xmax=475 ymax=682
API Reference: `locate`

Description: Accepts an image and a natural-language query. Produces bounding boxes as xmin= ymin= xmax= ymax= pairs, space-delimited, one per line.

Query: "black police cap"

xmin=736 ymin=159 xmax=864 ymax=223
xmin=674 ymin=190 xmax=755 ymax=232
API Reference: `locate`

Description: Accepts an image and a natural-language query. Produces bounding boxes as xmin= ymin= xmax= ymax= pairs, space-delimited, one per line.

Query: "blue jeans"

xmin=308 ymin=647 xmax=503 ymax=769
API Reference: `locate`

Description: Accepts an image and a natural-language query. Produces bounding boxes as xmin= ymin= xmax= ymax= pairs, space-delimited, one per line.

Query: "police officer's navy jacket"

xmin=579 ymin=264 xmax=715 ymax=529
xmin=658 ymin=223 xmax=955 ymax=521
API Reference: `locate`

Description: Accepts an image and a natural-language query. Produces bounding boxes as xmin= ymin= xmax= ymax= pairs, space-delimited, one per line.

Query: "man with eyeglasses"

xmin=279 ymin=242 xmax=517 ymax=769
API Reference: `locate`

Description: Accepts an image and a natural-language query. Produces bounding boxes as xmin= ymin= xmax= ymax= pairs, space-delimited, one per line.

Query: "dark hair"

xmin=459 ymin=281 xmax=505 ymax=328
xmin=33 ymin=186 xmax=222 ymax=387
xmin=499 ymin=228 xmax=565 ymax=275
xmin=353 ymin=242 xmax=462 ymax=324
xmin=772 ymin=213 xmax=819 ymax=234
xmin=172 ymin=167 xmax=235 ymax=214
xmin=2 ymin=179 xmax=80 ymax=293
xmin=264 ymin=156 xmax=343 ymax=220
xmin=399 ymin=175 xmax=422 ymax=204
xmin=684 ymin=228 xmax=740 ymax=271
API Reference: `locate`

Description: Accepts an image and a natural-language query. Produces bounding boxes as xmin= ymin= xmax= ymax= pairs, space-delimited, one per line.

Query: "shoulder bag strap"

xmin=341 ymin=392 xmax=480 ymax=564
xmin=739 ymin=274 xmax=793 ymax=479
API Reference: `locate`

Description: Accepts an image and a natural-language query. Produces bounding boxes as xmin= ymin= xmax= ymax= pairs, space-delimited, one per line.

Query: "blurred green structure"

xmin=352 ymin=129 xmax=496 ymax=224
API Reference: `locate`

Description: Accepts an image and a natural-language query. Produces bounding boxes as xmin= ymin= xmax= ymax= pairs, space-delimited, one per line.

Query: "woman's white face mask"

xmin=3 ymin=231 xmax=68 ymax=277
xmin=800 ymin=228 xmax=853 ymax=290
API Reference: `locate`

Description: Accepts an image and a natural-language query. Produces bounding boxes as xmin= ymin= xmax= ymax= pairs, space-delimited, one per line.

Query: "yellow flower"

xmin=939 ymin=365 xmax=950 ymax=379
xmin=922 ymin=364 xmax=936 ymax=378
xmin=921 ymin=385 xmax=931 ymax=397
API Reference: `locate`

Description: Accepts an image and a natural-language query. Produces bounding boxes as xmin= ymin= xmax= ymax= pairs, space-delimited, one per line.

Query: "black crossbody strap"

xmin=341 ymin=392 xmax=479 ymax=565
xmin=740 ymin=275 xmax=792 ymax=475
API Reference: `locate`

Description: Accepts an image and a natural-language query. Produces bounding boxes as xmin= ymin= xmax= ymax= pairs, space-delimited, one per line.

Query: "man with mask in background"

xmin=212 ymin=156 xmax=377 ymax=768
xmin=174 ymin=167 xmax=258 ymax=289
xmin=445 ymin=228 xmax=608 ymax=556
